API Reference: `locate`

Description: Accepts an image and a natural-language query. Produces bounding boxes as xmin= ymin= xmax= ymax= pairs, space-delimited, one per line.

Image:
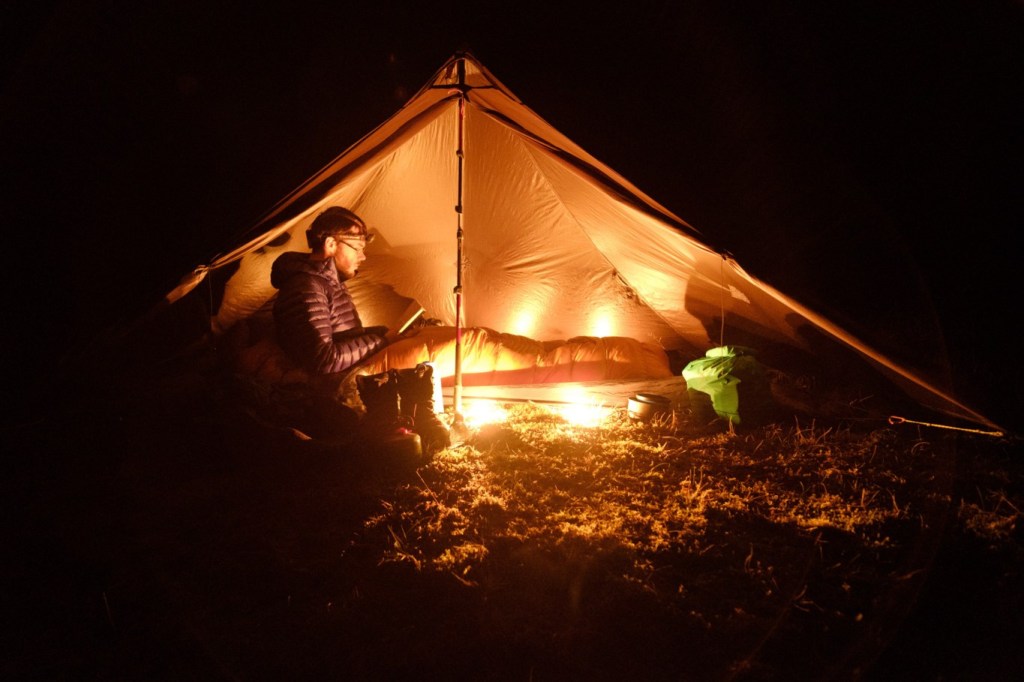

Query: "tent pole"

xmin=453 ymin=57 xmax=467 ymax=419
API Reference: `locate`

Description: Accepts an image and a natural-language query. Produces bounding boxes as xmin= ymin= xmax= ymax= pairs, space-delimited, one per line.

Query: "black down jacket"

xmin=270 ymin=251 xmax=387 ymax=375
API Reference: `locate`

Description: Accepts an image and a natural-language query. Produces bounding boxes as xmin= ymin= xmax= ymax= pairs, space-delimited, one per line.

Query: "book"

xmin=394 ymin=299 xmax=426 ymax=334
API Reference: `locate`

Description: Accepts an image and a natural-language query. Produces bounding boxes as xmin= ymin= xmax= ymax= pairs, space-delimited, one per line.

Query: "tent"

xmin=165 ymin=52 xmax=1000 ymax=433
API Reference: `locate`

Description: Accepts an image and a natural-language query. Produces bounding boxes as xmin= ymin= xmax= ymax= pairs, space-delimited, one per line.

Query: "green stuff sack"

xmin=682 ymin=346 xmax=774 ymax=425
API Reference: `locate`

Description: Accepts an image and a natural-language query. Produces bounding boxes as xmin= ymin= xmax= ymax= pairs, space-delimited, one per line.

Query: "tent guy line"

xmin=887 ymin=415 xmax=1004 ymax=439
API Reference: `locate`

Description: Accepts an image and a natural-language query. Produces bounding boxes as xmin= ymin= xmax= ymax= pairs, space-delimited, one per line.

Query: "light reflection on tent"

xmin=588 ymin=307 xmax=618 ymax=338
xmin=510 ymin=308 xmax=537 ymax=337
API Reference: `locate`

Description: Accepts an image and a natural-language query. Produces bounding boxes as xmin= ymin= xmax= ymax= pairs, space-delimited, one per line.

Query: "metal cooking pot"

xmin=627 ymin=393 xmax=672 ymax=422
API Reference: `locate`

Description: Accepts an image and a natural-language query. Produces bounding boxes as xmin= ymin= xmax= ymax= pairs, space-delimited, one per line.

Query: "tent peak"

xmin=425 ymin=52 xmax=521 ymax=103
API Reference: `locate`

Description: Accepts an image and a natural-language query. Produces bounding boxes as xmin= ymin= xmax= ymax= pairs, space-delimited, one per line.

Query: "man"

xmin=270 ymin=206 xmax=401 ymax=376
xmin=269 ymin=206 xmax=447 ymax=454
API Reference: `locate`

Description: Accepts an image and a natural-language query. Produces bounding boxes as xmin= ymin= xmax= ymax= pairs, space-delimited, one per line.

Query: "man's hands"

xmin=384 ymin=326 xmax=413 ymax=344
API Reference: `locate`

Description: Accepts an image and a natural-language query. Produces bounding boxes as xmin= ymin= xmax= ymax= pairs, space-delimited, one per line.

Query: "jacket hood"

xmin=270 ymin=251 xmax=339 ymax=290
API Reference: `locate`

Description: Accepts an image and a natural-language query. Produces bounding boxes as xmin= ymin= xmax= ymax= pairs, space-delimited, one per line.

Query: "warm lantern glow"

xmin=552 ymin=385 xmax=613 ymax=427
xmin=462 ymin=399 xmax=509 ymax=428
xmin=589 ymin=308 xmax=616 ymax=337
xmin=553 ymin=401 xmax=613 ymax=427
xmin=458 ymin=391 xmax=613 ymax=430
xmin=510 ymin=308 xmax=537 ymax=337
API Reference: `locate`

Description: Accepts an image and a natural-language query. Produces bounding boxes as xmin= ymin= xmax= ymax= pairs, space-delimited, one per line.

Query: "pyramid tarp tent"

xmin=166 ymin=53 xmax=999 ymax=432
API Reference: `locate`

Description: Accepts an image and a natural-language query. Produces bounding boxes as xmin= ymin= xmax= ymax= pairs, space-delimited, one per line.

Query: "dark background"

xmin=2 ymin=1 xmax=1021 ymax=431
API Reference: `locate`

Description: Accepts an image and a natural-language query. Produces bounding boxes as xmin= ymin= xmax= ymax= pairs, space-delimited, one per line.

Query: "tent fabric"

xmin=167 ymin=52 xmax=999 ymax=431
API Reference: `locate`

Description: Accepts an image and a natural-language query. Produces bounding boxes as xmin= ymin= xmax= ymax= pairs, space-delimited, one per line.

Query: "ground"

xmin=3 ymin=350 xmax=1023 ymax=681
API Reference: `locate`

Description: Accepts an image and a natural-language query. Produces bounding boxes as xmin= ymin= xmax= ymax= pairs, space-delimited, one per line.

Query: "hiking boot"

xmin=396 ymin=362 xmax=451 ymax=455
xmin=356 ymin=370 xmax=423 ymax=462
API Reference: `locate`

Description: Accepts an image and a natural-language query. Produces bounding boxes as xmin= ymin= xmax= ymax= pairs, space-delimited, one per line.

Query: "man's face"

xmin=328 ymin=234 xmax=367 ymax=280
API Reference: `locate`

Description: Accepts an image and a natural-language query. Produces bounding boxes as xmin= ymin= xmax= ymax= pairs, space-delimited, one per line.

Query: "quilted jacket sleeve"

xmin=274 ymin=273 xmax=387 ymax=375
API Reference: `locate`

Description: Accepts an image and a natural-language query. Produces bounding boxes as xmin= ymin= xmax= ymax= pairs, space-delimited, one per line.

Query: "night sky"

xmin=3 ymin=1 xmax=1021 ymax=430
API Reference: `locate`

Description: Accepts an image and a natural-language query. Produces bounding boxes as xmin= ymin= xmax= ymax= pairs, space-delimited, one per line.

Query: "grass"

xmin=355 ymin=404 xmax=999 ymax=679
xmin=4 ymin=362 xmax=1023 ymax=680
